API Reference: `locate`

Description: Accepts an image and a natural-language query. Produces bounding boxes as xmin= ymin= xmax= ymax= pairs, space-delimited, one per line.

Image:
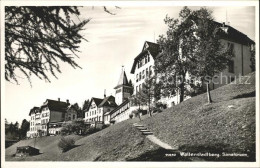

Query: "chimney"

xmin=222 ymin=22 xmax=225 ymax=27
xmin=66 ymin=99 xmax=69 ymax=104
xmin=58 ymin=98 xmax=60 ymax=101
xmin=104 ymin=89 xmax=106 ymax=98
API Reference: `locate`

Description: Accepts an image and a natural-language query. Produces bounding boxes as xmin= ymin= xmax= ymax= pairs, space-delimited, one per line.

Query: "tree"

xmin=139 ymin=77 xmax=157 ymax=116
xmin=250 ymin=46 xmax=255 ymax=72
xmin=20 ymin=119 xmax=30 ymax=139
xmin=5 ymin=7 xmax=90 ymax=84
xmin=82 ymin=100 xmax=90 ymax=111
xmin=188 ymin=8 xmax=232 ymax=103
xmin=61 ymin=119 xmax=86 ymax=135
xmin=128 ymin=80 xmax=134 ymax=95
xmin=156 ymin=7 xmax=231 ymax=104
xmin=155 ymin=7 xmax=198 ymax=103
xmin=129 ymin=92 xmax=144 ymax=121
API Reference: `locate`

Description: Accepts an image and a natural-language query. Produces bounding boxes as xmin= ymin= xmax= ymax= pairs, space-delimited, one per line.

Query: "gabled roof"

xmin=40 ymin=99 xmax=69 ymax=112
xmin=213 ymin=21 xmax=254 ymax=45
xmin=29 ymin=107 xmax=40 ymax=116
xmin=98 ymin=95 xmax=117 ymax=108
xmin=85 ymin=97 xmax=103 ymax=111
xmin=92 ymin=97 xmax=103 ymax=106
xmin=185 ymin=15 xmax=254 ymax=45
xmin=130 ymin=41 xmax=160 ymax=74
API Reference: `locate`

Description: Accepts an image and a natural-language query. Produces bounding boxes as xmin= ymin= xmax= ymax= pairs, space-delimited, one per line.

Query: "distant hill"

xmin=6 ymin=72 xmax=255 ymax=161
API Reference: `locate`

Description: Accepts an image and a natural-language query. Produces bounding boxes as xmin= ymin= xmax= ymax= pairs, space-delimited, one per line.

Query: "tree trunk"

xmin=148 ymin=98 xmax=152 ymax=117
xmin=138 ymin=104 xmax=142 ymax=121
xmin=179 ymin=83 xmax=185 ymax=103
xmin=206 ymin=82 xmax=213 ymax=103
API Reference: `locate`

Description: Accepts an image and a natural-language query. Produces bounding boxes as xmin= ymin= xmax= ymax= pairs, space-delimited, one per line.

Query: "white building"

xmin=130 ymin=41 xmax=158 ymax=95
xmin=84 ymin=96 xmax=117 ymax=125
xmin=27 ymin=99 xmax=78 ymax=138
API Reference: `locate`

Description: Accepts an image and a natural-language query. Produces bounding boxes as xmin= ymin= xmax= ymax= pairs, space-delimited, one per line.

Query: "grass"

xmin=5 ymin=117 xmax=160 ymax=161
xmin=140 ymin=72 xmax=256 ymax=161
xmin=5 ymin=72 xmax=255 ymax=161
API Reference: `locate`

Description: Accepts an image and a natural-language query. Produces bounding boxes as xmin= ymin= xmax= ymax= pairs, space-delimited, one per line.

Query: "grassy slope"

xmin=5 ymin=135 xmax=84 ymax=161
xmin=141 ymin=72 xmax=256 ymax=161
xmin=6 ymin=73 xmax=255 ymax=161
xmin=6 ymin=117 xmax=160 ymax=161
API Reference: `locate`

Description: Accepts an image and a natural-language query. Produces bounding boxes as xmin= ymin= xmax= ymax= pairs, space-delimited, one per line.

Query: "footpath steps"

xmin=133 ymin=123 xmax=178 ymax=150
xmin=133 ymin=123 xmax=153 ymax=135
xmin=133 ymin=123 xmax=205 ymax=161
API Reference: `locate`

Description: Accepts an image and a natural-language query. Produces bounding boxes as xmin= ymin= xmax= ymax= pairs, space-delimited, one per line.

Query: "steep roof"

xmin=40 ymin=99 xmax=69 ymax=112
xmin=114 ymin=70 xmax=132 ymax=89
xmin=84 ymin=97 xmax=104 ymax=111
xmin=213 ymin=21 xmax=255 ymax=45
xmin=185 ymin=15 xmax=254 ymax=45
xmin=130 ymin=41 xmax=160 ymax=74
xmin=92 ymin=98 xmax=103 ymax=106
xmin=98 ymin=95 xmax=117 ymax=108
xmin=29 ymin=107 xmax=40 ymax=116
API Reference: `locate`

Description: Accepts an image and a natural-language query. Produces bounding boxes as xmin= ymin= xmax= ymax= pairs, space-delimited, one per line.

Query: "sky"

xmin=4 ymin=6 xmax=255 ymax=124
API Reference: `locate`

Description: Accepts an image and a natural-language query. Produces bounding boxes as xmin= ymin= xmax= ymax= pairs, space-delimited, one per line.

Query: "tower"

xmin=114 ymin=67 xmax=133 ymax=105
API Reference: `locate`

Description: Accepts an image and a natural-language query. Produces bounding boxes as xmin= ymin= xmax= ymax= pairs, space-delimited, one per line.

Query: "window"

xmin=146 ymin=68 xmax=148 ymax=77
xmin=136 ymin=74 xmax=138 ymax=82
xmin=142 ymin=70 xmax=145 ymax=79
xmin=136 ymin=86 xmax=138 ymax=92
xmin=149 ymin=66 xmax=152 ymax=76
xmin=139 ymin=72 xmax=141 ymax=80
xmin=228 ymin=42 xmax=235 ymax=57
xmin=99 ymin=116 xmax=101 ymax=121
xmin=148 ymin=55 xmax=150 ymax=62
xmin=230 ymin=76 xmax=235 ymax=82
xmin=228 ymin=60 xmax=234 ymax=73
xmin=139 ymin=84 xmax=141 ymax=91
xmin=145 ymin=56 xmax=147 ymax=63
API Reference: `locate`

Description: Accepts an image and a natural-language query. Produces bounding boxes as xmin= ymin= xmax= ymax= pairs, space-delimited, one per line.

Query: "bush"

xmin=129 ymin=113 xmax=133 ymax=119
xmin=61 ymin=119 xmax=86 ymax=135
xmin=155 ymin=102 xmax=167 ymax=110
xmin=58 ymin=136 xmax=75 ymax=152
xmin=102 ymin=124 xmax=109 ymax=129
xmin=85 ymin=127 xmax=101 ymax=135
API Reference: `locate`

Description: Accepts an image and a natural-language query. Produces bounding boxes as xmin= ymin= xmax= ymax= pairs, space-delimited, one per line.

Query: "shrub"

xmin=61 ymin=119 xmax=86 ymax=135
xmin=85 ymin=127 xmax=101 ymax=135
xmin=102 ymin=124 xmax=109 ymax=129
xmin=58 ymin=136 xmax=75 ymax=152
xmin=129 ymin=113 xmax=133 ymax=119
xmin=155 ymin=102 xmax=167 ymax=110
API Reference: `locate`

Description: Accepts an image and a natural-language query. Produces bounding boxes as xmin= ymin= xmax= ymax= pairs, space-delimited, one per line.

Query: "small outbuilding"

xmin=15 ymin=146 xmax=40 ymax=157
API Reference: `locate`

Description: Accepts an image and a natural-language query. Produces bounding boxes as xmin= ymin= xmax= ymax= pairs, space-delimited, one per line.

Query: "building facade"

xmin=84 ymin=96 xmax=117 ymax=125
xmin=27 ymin=99 xmax=78 ymax=138
xmin=129 ymin=22 xmax=254 ymax=109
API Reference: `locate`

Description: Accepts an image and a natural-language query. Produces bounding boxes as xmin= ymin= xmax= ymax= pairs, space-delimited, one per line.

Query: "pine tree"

xmin=5 ymin=7 xmax=89 ymax=84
